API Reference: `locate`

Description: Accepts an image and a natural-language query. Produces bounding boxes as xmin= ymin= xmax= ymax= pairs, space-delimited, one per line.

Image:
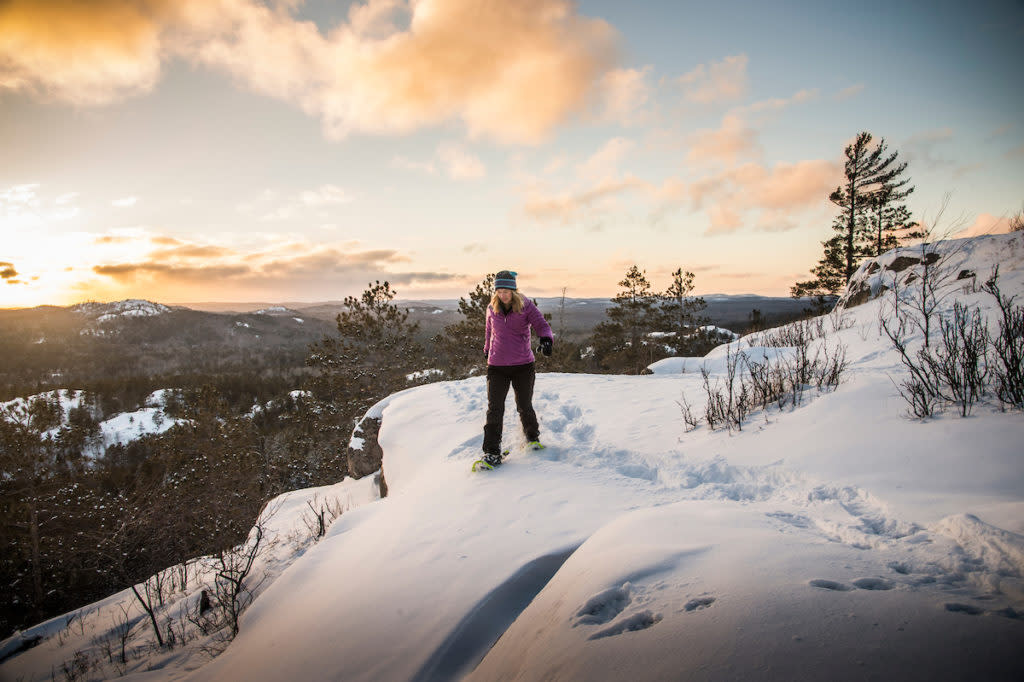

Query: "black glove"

xmin=538 ymin=337 xmax=553 ymax=357
xmin=484 ymin=351 xmax=489 ymax=362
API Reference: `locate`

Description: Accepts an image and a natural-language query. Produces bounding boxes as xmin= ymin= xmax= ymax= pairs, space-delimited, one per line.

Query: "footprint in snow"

xmin=945 ymin=602 xmax=985 ymax=616
xmin=574 ymin=584 xmax=631 ymax=626
xmin=683 ymin=596 xmax=716 ymax=612
xmin=587 ymin=611 xmax=663 ymax=640
xmin=852 ymin=577 xmax=894 ymax=591
xmin=809 ymin=579 xmax=854 ymax=591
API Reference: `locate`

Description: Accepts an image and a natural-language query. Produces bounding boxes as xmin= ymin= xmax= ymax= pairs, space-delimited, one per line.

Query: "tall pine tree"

xmin=308 ymin=281 xmax=424 ymax=415
xmin=659 ymin=268 xmax=708 ymax=355
xmin=863 ymin=177 xmax=921 ymax=257
xmin=592 ymin=266 xmax=663 ymax=374
xmin=441 ymin=273 xmax=494 ymax=377
xmin=793 ymin=132 xmax=911 ymax=297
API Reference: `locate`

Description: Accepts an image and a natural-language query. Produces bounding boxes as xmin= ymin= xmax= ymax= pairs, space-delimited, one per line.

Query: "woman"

xmin=476 ymin=270 xmax=554 ymax=470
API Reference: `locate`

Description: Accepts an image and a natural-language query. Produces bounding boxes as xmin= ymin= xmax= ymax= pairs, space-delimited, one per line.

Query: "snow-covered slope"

xmin=71 ymin=299 xmax=172 ymax=322
xmin=3 ymin=234 xmax=1023 ymax=681
xmin=1 ymin=389 xmax=184 ymax=457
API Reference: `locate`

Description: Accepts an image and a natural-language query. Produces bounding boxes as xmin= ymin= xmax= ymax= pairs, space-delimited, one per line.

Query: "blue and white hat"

xmin=494 ymin=270 xmax=518 ymax=290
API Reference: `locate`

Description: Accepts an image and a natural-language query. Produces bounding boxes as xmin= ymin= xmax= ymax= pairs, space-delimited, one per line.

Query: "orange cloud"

xmin=1 ymin=261 xmax=19 ymax=282
xmin=687 ymin=114 xmax=759 ymax=165
xmin=594 ymin=66 xmax=652 ymax=126
xmin=954 ymin=213 xmax=1014 ymax=238
xmin=0 ymin=0 xmax=184 ymax=104
xmin=523 ymin=176 xmax=645 ymax=224
xmin=88 ymin=240 xmax=451 ymax=300
xmin=1 ymin=0 xmax=619 ymax=144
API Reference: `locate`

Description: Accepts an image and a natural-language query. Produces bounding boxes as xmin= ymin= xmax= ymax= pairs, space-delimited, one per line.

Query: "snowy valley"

xmin=2 ymin=233 xmax=1023 ymax=681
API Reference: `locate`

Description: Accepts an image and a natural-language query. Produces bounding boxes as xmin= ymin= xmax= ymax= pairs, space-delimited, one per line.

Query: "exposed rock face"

xmin=347 ymin=414 xmax=384 ymax=479
xmin=347 ymin=413 xmax=389 ymax=497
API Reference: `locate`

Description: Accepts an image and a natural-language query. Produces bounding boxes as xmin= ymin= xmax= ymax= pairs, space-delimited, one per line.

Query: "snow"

xmin=98 ymin=407 xmax=181 ymax=448
xmin=72 ymin=299 xmax=171 ymax=321
xmin=3 ymin=234 xmax=1024 ymax=681
xmin=1 ymin=388 xmax=185 ymax=456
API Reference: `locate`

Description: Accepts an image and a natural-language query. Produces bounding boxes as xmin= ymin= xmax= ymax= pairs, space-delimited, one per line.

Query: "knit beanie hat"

xmin=494 ymin=270 xmax=518 ymax=290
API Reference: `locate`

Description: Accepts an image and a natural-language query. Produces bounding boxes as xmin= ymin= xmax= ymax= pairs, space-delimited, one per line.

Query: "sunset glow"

xmin=2 ymin=0 xmax=1022 ymax=307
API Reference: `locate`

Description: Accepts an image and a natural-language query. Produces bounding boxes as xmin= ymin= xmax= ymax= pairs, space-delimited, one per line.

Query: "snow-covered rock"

xmin=71 ymin=299 xmax=171 ymax=322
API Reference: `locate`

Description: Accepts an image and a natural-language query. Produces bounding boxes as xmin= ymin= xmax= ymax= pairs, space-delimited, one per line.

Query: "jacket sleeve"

xmin=484 ymin=308 xmax=493 ymax=353
xmin=527 ymin=300 xmax=554 ymax=340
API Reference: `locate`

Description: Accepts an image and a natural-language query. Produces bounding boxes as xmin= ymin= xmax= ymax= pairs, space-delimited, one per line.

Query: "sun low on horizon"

xmin=2 ymin=0 xmax=1022 ymax=310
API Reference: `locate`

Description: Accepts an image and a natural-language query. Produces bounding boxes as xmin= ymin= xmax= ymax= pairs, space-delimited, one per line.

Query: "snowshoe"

xmin=472 ymin=449 xmax=509 ymax=472
xmin=527 ymin=441 xmax=546 ymax=451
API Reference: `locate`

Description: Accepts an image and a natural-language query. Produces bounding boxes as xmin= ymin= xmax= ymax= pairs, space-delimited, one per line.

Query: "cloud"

xmin=706 ymin=204 xmax=743 ymax=235
xmin=92 ymin=261 xmax=250 ymax=282
xmin=1 ymin=0 xmax=620 ymax=145
xmin=150 ymin=235 xmax=184 ymax=246
xmin=737 ymin=89 xmax=817 ymax=117
xmin=903 ymin=128 xmax=955 ymax=170
xmin=523 ymin=176 xmax=645 ymax=224
xmin=1006 ymin=143 xmax=1024 ymax=159
xmin=835 ymin=84 xmax=864 ymax=101
xmin=300 ymin=185 xmax=353 ymax=206
xmin=391 ymin=143 xmax=486 ymax=180
xmin=391 ymin=156 xmax=438 ymax=176
xmin=1 ymin=261 xmax=20 ymax=282
xmin=112 ymin=197 xmax=139 ymax=207
xmin=987 ymin=123 xmax=1013 ymax=139
xmin=94 ymin=235 xmax=134 ymax=245
xmin=687 ymin=114 xmax=759 ymax=165
xmin=576 ymin=137 xmax=635 ymax=183
xmin=678 ymin=54 xmax=748 ymax=105
xmin=0 ymin=0 xmax=178 ymax=105
xmin=239 ymin=185 xmax=355 ymax=221
xmin=595 ymin=66 xmax=652 ymax=126
xmin=147 ymin=244 xmax=236 ymax=260
xmin=954 ymin=212 xmax=1013 ymax=238
xmin=437 ymin=142 xmax=486 ymax=180
xmin=89 ymin=235 xmax=457 ymax=299
xmin=658 ymin=159 xmax=840 ymax=235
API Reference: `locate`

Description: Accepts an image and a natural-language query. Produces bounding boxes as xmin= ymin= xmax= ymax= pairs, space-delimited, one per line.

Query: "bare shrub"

xmin=933 ymin=302 xmax=988 ymax=416
xmin=701 ymin=345 xmax=749 ymax=432
xmin=676 ymin=392 xmax=700 ymax=432
xmin=211 ymin=510 xmax=275 ymax=638
xmin=693 ymin=321 xmax=848 ymax=434
xmin=302 ymin=495 xmax=346 ymax=541
xmin=984 ymin=267 xmax=1024 ymax=408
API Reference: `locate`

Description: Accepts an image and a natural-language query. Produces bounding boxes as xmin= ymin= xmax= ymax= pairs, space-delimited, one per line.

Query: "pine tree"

xmin=592 ymin=266 xmax=663 ymax=374
xmin=441 ymin=273 xmax=494 ymax=377
xmin=793 ymin=132 xmax=911 ymax=297
xmin=658 ymin=268 xmax=708 ymax=354
xmin=863 ymin=180 xmax=922 ymax=257
xmin=308 ymin=281 xmax=424 ymax=415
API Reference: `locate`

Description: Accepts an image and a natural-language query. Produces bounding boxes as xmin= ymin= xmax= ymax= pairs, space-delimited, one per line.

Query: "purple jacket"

xmin=484 ymin=297 xmax=553 ymax=366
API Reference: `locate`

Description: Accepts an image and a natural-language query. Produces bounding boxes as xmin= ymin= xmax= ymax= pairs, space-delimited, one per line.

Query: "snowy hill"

xmin=0 ymin=388 xmax=185 ymax=457
xmin=3 ymin=234 xmax=1023 ymax=681
xmin=71 ymin=299 xmax=173 ymax=323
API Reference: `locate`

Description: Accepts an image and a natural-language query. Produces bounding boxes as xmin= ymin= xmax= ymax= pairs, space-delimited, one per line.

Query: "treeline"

xmin=0 ymin=308 xmax=332 ymax=402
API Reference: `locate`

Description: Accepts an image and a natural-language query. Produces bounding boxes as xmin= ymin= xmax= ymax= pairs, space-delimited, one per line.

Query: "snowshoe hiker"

xmin=477 ymin=270 xmax=553 ymax=470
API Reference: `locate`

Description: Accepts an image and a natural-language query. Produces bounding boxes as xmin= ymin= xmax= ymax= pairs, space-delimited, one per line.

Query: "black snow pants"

xmin=483 ymin=362 xmax=539 ymax=455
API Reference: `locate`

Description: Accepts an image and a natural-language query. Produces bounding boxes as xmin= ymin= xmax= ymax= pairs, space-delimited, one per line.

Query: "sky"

xmin=1 ymin=0 xmax=1022 ymax=307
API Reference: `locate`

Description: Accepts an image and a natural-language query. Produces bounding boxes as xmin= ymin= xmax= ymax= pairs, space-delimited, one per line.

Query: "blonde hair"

xmin=491 ymin=290 xmax=525 ymax=314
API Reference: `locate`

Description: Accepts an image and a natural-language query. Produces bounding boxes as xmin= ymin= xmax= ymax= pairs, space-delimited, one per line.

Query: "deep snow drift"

xmin=3 ymin=234 xmax=1023 ymax=681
